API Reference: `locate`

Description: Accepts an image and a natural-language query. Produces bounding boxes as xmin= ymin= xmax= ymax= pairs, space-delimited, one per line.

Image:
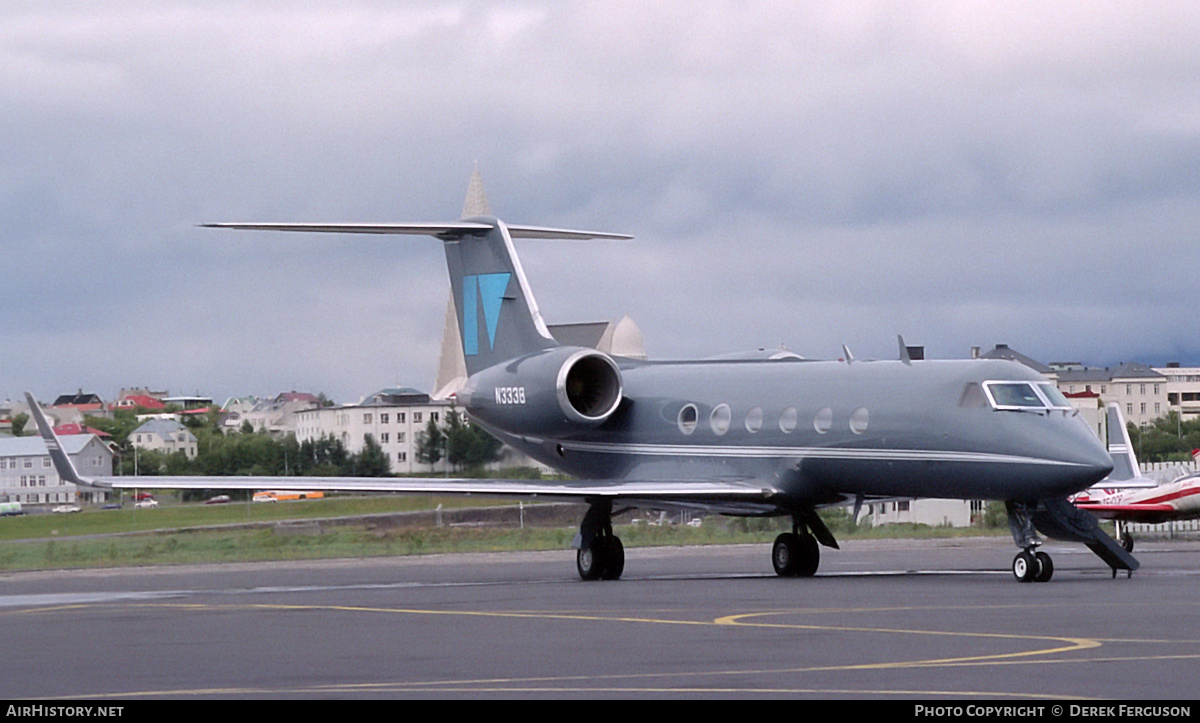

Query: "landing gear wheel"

xmin=600 ymin=536 xmax=624 ymax=580
xmin=772 ymin=533 xmax=801 ymax=576
xmin=577 ymin=542 xmax=603 ymax=581
xmin=797 ymin=533 xmax=819 ymax=577
xmin=1034 ymin=551 xmax=1054 ymax=583
xmin=1013 ymin=550 xmax=1039 ymax=582
xmin=577 ymin=536 xmax=624 ymax=581
xmin=1122 ymin=535 xmax=1134 ymax=553
xmin=773 ymin=532 xmax=819 ymax=577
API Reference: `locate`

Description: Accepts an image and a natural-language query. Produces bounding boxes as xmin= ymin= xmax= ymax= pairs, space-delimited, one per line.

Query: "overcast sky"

xmin=5 ymin=1 xmax=1200 ymax=406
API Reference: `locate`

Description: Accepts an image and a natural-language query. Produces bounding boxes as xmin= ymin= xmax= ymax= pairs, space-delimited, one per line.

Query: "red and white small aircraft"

xmin=1071 ymin=404 xmax=1200 ymax=551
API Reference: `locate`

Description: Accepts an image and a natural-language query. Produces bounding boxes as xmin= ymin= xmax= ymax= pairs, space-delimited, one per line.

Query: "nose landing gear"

xmin=1012 ymin=547 xmax=1054 ymax=583
xmin=1007 ymin=498 xmax=1137 ymax=582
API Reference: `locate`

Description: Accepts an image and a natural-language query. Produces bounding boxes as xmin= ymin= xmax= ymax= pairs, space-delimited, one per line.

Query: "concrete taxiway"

xmin=2 ymin=536 xmax=1199 ymax=699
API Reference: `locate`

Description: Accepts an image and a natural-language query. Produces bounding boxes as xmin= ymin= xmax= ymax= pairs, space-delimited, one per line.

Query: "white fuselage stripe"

xmin=558 ymin=441 xmax=1083 ymax=467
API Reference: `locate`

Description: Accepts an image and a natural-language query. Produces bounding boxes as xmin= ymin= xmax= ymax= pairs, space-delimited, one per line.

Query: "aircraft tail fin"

xmin=1099 ymin=403 xmax=1158 ymax=488
xmin=442 ymin=217 xmax=561 ymax=374
xmin=203 ymin=174 xmax=631 ymax=377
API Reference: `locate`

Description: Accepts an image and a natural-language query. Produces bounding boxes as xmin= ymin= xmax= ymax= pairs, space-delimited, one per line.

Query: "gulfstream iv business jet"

xmin=28 ymin=175 xmax=1136 ymax=582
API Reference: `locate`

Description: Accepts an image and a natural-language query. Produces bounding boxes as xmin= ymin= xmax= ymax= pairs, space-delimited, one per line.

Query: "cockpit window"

xmin=983 ymin=381 xmax=1072 ymax=411
xmin=985 ymin=382 xmax=1043 ymax=407
xmin=1036 ymin=383 xmax=1073 ymax=409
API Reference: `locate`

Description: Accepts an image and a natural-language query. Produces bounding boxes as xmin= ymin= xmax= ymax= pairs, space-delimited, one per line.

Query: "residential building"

xmin=110 ymin=394 xmax=166 ymax=412
xmin=861 ymin=498 xmax=973 ymax=528
xmin=51 ymin=392 xmax=105 ymax=413
xmin=130 ymin=418 xmax=198 ymax=458
xmin=295 ymin=388 xmax=453 ymax=474
xmin=222 ymin=392 xmax=322 ymax=437
xmin=1056 ymin=362 xmax=1167 ymax=429
xmin=161 ymin=395 xmax=214 ymax=411
xmin=295 ymin=387 xmax=550 ymax=475
xmin=1158 ymin=363 xmax=1200 ymax=422
xmin=0 ymin=434 xmax=113 ymax=505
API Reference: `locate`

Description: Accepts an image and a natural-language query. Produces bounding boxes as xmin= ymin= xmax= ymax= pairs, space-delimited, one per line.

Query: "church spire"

xmin=460 ymin=163 xmax=491 ymax=219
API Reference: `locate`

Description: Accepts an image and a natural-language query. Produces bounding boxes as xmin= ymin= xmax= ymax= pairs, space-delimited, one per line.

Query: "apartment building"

xmin=0 ymin=434 xmax=113 ymax=505
xmin=294 ymin=388 xmax=454 ymax=474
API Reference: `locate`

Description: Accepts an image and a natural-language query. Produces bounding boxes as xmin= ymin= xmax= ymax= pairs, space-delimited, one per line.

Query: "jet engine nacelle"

xmin=460 ymin=346 xmax=624 ymax=435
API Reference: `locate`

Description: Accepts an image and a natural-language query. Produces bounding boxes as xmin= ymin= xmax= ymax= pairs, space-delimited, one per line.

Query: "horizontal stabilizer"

xmin=201 ymin=221 xmax=632 ymax=242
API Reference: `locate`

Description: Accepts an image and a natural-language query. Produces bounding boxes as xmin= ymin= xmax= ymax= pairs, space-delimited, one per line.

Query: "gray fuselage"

xmin=465 ymin=355 xmax=1114 ymax=513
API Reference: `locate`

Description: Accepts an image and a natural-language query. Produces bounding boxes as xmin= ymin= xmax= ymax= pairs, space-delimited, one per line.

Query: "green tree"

xmin=415 ymin=417 xmax=445 ymax=467
xmin=349 ymin=434 xmax=391 ymax=477
xmin=444 ymin=408 xmax=502 ymax=472
xmin=1127 ymin=413 xmax=1200 ymax=463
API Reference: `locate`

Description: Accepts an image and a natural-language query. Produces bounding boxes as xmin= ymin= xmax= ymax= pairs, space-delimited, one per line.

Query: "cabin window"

xmin=745 ymin=407 xmax=763 ymax=433
xmin=779 ymin=407 xmax=798 ymax=433
xmin=849 ymin=407 xmax=869 ymax=435
xmin=813 ymin=407 xmax=833 ymax=434
xmin=678 ymin=404 xmax=698 ymax=435
xmin=709 ymin=404 xmax=731 ymax=436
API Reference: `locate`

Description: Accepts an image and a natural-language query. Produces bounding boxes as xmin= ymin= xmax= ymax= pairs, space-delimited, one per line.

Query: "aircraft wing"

xmin=26 ymin=394 xmax=775 ymax=513
xmin=1073 ymin=502 xmax=1179 ymax=523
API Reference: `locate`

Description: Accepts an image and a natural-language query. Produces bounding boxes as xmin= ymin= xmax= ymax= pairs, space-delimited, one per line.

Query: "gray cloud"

xmin=4 ymin=1 xmax=1200 ymax=405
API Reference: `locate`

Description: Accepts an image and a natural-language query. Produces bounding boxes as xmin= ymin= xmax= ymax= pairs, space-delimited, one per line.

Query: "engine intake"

xmin=558 ymin=349 xmax=623 ymax=424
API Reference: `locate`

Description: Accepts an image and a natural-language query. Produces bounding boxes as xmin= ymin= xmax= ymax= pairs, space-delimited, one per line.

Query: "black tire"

xmin=1034 ymin=551 xmax=1054 ymax=583
xmin=1012 ymin=550 xmax=1038 ymax=582
xmin=797 ymin=533 xmax=820 ymax=577
xmin=772 ymin=533 xmax=800 ymax=576
xmin=600 ymin=537 xmax=624 ymax=580
xmin=577 ymin=540 xmax=604 ymax=581
xmin=1122 ymin=535 xmax=1134 ymax=553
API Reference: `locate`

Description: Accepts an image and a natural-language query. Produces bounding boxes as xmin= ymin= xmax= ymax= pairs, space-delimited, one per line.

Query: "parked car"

xmin=134 ymin=499 xmax=159 ymax=509
xmin=205 ymin=495 xmax=232 ymax=505
xmin=52 ymin=505 xmax=82 ymax=514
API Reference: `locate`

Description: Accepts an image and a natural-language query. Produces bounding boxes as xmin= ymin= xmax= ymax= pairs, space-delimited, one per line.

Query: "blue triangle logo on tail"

xmin=462 ymin=272 xmax=511 ymax=356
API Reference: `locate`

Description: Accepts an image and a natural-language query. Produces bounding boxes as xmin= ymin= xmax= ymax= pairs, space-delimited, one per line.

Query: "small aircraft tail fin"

xmin=23 ymin=392 xmax=100 ymax=488
xmin=1098 ymin=403 xmax=1158 ymax=488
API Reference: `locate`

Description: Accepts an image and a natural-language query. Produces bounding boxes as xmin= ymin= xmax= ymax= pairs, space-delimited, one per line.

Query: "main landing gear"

xmin=772 ymin=531 xmax=819 ymax=577
xmin=573 ymin=501 xmax=625 ymax=581
xmin=1115 ymin=520 xmax=1135 ymax=553
xmin=772 ymin=511 xmax=837 ymax=578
